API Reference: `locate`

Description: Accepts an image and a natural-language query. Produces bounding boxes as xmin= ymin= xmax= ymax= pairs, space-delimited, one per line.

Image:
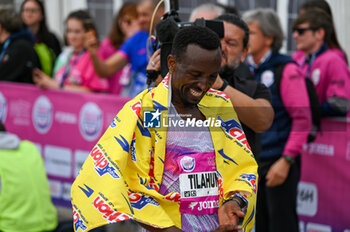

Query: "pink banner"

xmin=298 ymin=118 xmax=350 ymax=232
xmin=1 ymin=82 xmax=350 ymax=231
xmin=0 ymin=82 xmax=130 ymax=207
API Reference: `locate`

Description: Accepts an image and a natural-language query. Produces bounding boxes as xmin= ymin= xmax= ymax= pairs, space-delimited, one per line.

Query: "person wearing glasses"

xmin=242 ymin=8 xmax=312 ymax=232
xmin=294 ymin=0 xmax=347 ymax=65
xmin=20 ymin=0 xmax=62 ymax=76
xmin=292 ymin=8 xmax=350 ymax=118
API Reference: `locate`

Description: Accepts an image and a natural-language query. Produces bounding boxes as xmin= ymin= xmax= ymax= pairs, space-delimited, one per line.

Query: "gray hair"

xmin=242 ymin=8 xmax=284 ymax=52
xmin=189 ymin=3 xmax=225 ymax=21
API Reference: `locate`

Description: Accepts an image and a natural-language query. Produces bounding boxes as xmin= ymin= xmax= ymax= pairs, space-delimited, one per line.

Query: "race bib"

xmin=177 ymin=152 xmax=219 ymax=215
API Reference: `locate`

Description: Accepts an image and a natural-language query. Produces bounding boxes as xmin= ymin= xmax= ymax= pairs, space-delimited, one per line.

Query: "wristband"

xmin=223 ymin=196 xmax=246 ymax=210
xmin=282 ymin=155 xmax=295 ymax=165
xmin=218 ymin=79 xmax=228 ymax=91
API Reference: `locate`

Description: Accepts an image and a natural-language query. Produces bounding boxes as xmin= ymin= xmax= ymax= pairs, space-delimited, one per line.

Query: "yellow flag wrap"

xmin=71 ymin=76 xmax=258 ymax=231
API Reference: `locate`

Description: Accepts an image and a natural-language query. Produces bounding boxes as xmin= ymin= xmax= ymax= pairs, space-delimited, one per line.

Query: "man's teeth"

xmin=190 ymin=88 xmax=202 ymax=97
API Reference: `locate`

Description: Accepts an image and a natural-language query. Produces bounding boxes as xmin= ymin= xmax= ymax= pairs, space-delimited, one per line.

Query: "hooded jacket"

xmin=0 ymin=132 xmax=57 ymax=232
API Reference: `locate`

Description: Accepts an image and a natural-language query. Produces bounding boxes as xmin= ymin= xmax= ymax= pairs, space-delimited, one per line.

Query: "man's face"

xmin=137 ymin=0 xmax=153 ymax=32
xmin=169 ymin=44 xmax=222 ymax=106
xmin=247 ymin=20 xmax=272 ymax=58
xmin=221 ymin=21 xmax=247 ymax=69
xmin=293 ymin=22 xmax=319 ymax=54
xmin=137 ymin=0 xmax=163 ymax=32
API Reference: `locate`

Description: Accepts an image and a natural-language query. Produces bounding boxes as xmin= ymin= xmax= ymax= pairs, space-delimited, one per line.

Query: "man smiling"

xmin=71 ymin=26 xmax=258 ymax=232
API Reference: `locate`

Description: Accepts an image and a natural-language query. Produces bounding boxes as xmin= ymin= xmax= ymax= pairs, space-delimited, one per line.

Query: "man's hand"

xmin=33 ymin=68 xmax=59 ymax=89
xmin=216 ymin=200 xmax=245 ymax=232
xmin=84 ymin=31 xmax=99 ymax=54
xmin=212 ymin=75 xmax=224 ymax=90
xmin=266 ymin=157 xmax=291 ymax=187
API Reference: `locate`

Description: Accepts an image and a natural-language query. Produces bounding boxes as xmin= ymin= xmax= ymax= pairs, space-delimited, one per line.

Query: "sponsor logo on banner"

xmin=32 ymin=96 xmax=53 ymax=134
xmin=90 ymin=146 xmax=120 ymax=179
xmin=93 ymin=195 xmax=131 ymax=223
xmin=55 ymin=111 xmax=77 ymax=124
xmin=297 ymin=181 xmax=318 ymax=217
xmin=218 ymin=116 xmax=251 ymax=150
xmin=306 ymin=222 xmax=331 ymax=232
xmin=79 ymin=102 xmax=103 ymax=141
xmin=0 ymin=92 xmax=7 ymax=122
xmin=73 ymin=208 xmax=88 ymax=231
xmin=307 ymin=143 xmax=334 ymax=156
xmin=180 ymin=156 xmax=195 ymax=172
xmin=128 ymin=191 xmax=160 ymax=210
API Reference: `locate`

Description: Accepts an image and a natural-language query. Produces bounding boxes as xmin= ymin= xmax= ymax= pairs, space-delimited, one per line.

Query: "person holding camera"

xmin=211 ymin=13 xmax=274 ymax=158
xmin=71 ymin=26 xmax=257 ymax=232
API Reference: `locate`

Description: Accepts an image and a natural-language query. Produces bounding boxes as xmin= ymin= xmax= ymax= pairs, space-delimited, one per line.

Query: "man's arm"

xmin=213 ymin=76 xmax=274 ymax=133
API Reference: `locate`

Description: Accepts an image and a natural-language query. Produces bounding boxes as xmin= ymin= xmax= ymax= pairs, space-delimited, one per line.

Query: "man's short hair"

xmin=242 ymin=8 xmax=284 ymax=52
xmin=0 ymin=9 xmax=23 ymax=34
xmin=171 ymin=26 xmax=221 ymax=62
xmin=217 ymin=13 xmax=250 ymax=50
xmin=293 ymin=8 xmax=333 ymax=43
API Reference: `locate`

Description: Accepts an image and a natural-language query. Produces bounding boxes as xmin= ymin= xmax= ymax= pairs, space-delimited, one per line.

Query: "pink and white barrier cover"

xmin=0 ymin=82 xmax=349 ymax=231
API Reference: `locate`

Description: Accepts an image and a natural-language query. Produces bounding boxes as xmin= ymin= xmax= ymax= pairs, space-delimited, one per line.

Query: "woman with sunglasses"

xmin=292 ymin=0 xmax=347 ymax=64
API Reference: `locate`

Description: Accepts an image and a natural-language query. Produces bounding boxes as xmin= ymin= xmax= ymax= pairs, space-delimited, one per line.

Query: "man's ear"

xmin=167 ymin=54 xmax=176 ymax=73
xmin=315 ymin=28 xmax=326 ymax=41
xmin=240 ymin=47 xmax=249 ymax=62
xmin=264 ymin=35 xmax=274 ymax=48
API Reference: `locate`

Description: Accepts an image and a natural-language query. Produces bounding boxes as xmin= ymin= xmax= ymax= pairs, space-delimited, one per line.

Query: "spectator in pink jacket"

xmin=98 ymin=2 xmax=139 ymax=95
xmin=293 ymin=0 xmax=348 ymax=65
xmin=292 ymin=9 xmax=350 ymax=117
xmin=33 ymin=10 xmax=108 ymax=92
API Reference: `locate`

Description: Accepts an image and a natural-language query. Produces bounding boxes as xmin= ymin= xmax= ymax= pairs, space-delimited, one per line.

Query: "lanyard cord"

xmin=0 ymin=38 xmax=11 ymax=61
xmin=302 ymin=43 xmax=328 ymax=78
xmin=59 ymin=49 xmax=85 ymax=88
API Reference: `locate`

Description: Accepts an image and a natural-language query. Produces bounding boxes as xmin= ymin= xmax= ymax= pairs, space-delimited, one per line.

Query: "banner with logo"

xmin=0 ymin=82 xmax=130 ymax=208
xmin=297 ymin=118 xmax=350 ymax=232
xmin=1 ymin=83 xmax=350 ymax=231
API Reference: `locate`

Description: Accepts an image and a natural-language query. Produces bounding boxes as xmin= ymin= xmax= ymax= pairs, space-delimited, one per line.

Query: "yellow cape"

xmin=71 ymin=76 xmax=258 ymax=231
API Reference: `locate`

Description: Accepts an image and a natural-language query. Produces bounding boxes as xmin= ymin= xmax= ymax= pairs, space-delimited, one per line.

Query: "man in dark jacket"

xmin=0 ymin=9 xmax=40 ymax=84
xmin=212 ymin=13 xmax=274 ymax=157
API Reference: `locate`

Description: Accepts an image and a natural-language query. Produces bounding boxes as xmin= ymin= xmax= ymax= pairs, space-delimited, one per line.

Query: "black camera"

xmin=148 ymin=0 xmax=224 ymax=84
